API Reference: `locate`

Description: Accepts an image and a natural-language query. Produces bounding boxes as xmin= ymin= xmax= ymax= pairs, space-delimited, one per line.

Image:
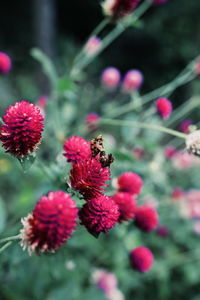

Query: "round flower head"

xmin=122 ymin=69 xmax=143 ymax=92
xmin=117 ymin=172 xmax=143 ymax=196
xmin=164 ymin=146 xmax=176 ymax=159
xmin=92 ymin=269 xmax=118 ymax=294
xmin=156 ymin=226 xmax=169 ymax=237
xmin=0 ymin=52 xmax=12 ymax=74
xmin=135 ymin=205 xmax=158 ymax=232
xmin=79 ymin=195 xmax=120 ymax=237
xmin=85 ymin=36 xmax=102 ymax=56
xmin=101 ymin=67 xmax=121 ymax=89
xmin=171 ymin=187 xmax=184 ymax=200
xmin=63 ymin=136 xmax=91 ymax=163
xmin=112 ymin=192 xmax=136 ymax=222
xmin=0 ymin=101 xmax=44 ymax=158
xmin=70 ymin=158 xmax=110 ymax=200
xmin=179 ymin=120 xmax=193 ymax=134
xmin=156 ymin=97 xmax=172 ymax=119
xmin=186 ymin=130 xmax=200 ymax=157
xmin=130 ymin=246 xmax=154 ymax=272
xmin=85 ymin=113 xmax=100 ymax=131
xmin=20 ymin=191 xmax=78 ymax=254
xmin=102 ymin=0 xmax=141 ymax=20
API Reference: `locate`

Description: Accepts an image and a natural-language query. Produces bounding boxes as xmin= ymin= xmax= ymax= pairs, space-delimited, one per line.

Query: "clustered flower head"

xmin=122 ymin=69 xmax=143 ymax=93
xmin=0 ymin=100 xmax=44 ymax=158
xmin=101 ymin=67 xmax=121 ymax=89
xmin=135 ymin=205 xmax=158 ymax=232
xmin=63 ymin=136 xmax=91 ymax=163
xmin=112 ymin=192 xmax=136 ymax=222
xmin=20 ymin=191 xmax=78 ymax=254
xmin=130 ymin=246 xmax=154 ymax=272
xmin=0 ymin=52 xmax=12 ymax=74
xmin=117 ymin=171 xmax=143 ymax=196
xmin=156 ymin=97 xmax=172 ymax=119
xmin=102 ymin=0 xmax=141 ymax=20
xmin=79 ymin=195 xmax=120 ymax=237
xmin=186 ymin=130 xmax=200 ymax=157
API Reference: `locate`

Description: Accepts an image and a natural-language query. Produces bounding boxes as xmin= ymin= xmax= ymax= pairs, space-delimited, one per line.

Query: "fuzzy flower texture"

xmin=20 ymin=191 xmax=78 ymax=254
xmin=0 ymin=101 xmax=44 ymax=157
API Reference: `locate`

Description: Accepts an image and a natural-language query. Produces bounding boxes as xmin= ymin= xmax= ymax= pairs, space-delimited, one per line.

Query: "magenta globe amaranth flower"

xmin=122 ymin=69 xmax=143 ymax=92
xmin=0 ymin=52 xmax=12 ymax=74
xmin=156 ymin=97 xmax=172 ymax=119
xmin=0 ymin=101 xmax=44 ymax=157
xmin=85 ymin=36 xmax=102 ymax=56
xmin=130 ymin=246 xmax=154 ymax=272
xmin=101 ymin=67 xmax=121 ymax=89
xmin=63 ymin=136 xmax=91 ymax=163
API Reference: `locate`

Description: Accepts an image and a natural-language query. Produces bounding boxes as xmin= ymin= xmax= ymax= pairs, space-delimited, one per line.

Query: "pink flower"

xmin=101 ymin=67 xmax=121 ymax=89
xmin=85 ymin=36 xmax=102 ymax=56
xmin=179 ymin=120 xmax=193 ymax=134
xmin=85 ymin=113 xmax=100 ymax=131
xmin=0 ymin=52 xmax=12 ymax=74
xmin=171 ymin=187 xmax=184 ymax=200
xmin=112 ymin=192 xmax=136 ymax=222
xmin=63 ymin=136 xmax=91 ymax=163
xmin=70 ymin=158 xmax=110 ymax=200
xmin=156 ymin=97 xmax=172 ymax=119
xmin=92 ymin=270 xmax=118 ymax=294
xmin=132 ymin=147 xmax=145 ymax=159
xmin=130 ymin=246 xmax=154 ymax=272
xmin=117 ymin=172 xmax=143 ymax=196
xmin=79 ymin=195 xmax=120 ymax=237
xmin=172 ymin=152 xmax=198 ymax=170
xmin=156 ymin=226 xmax=169 ymax=237
xmin=122 ymin=69 xmax=143 ymax=92
xmin=164 ymin=146 xmax=176 ymax=158
xmin=135 ymin=206 xmax=158 ymax=232
xmin=20 ymin=191 xmax=78 ymax=254
xmin=195 ymin=60 xmax=200 ymax=75
xmin=0 ymin=101 xmax=44 ymax=157
xmin=102 ymin=0 xmax=141 ymax=20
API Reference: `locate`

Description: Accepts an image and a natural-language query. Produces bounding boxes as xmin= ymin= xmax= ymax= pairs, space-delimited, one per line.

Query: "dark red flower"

xmin=20 ymin=191 xmax=78 ymax=254
xmin=102 ymin=0 xmax=141 ymax=20
xmin=112 ymin=192 xmax=136 ymax=222
xmin=130 ymin=246 xmax=154 ymax=272
xmin=157 ymin=226 xmax=169 ymax=237
xmin=179 ymin=120 xmax=193 ymax=134
xmin=171 ymin=187 xmax=184 ymax=200
xmin=70 ymin=158 xmax=110 ymax=200
xmin=0 ymin=101 xmax=44 ymax=157
xmin=135 ymin=206 xmax=158 ymax=232
xmin=63 ymin=136 xmax=91 ymax=163
xmin=164 ymin=146 xmax=176 ymax=159
xmin=156 ymin=97 xmax=172 ymax=119
xmin=117 ymin=172 xmax=143 ymax=196
xmin=79 ymin=195 xmax=120 ymax=237
xmin=0 ymin=52 xmax=12 ymax=74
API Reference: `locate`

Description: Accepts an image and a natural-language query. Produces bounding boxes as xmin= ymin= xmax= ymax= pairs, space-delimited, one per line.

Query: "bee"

xmin=90 ymin=135 xmax=114 ymax=168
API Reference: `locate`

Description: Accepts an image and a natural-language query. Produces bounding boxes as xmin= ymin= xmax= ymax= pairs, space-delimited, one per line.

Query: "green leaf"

xmin=57 ymin=77 xmax=76 ymax=93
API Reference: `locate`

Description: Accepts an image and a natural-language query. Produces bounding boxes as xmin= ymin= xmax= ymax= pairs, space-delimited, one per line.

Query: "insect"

xmin=90 ymin=135 xmax=114 ymax=168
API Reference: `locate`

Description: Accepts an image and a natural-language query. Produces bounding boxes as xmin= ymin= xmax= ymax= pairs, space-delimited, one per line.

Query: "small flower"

xmin=130 ymin=246 xmax=154 ymax=272
xmin=101 ymin=67 xmax=121 ymax=89
xmin=85 ymin=36 xmax=102 ymax=56
xmin=102 ymin=0 xmax=141 ymax=20
xmin=135 ymin=206 xmax=158 ymax=232
xmin=132 ymin=147 xmax=145 ymax=159
xmin=122 ymin=69 xmax=143 ymax=93
xmin=0 ymin=52 xmax=12 ymax=74
xmin=85 ymin=113 xmax=100 ymax=131
xmin=20 ymin=191 xmax=78 ymax=254
xmin=0 ymin=101 xmax=44 ymax=157
xmin=179 ymin=120 xmax=193 ymax=134
xmin=112 ymin=192 xmax=136 ymax=222
xmin=171 ymin=187 xmax=184 ymax=200
xmin=92 ymin=269 xmax=118 ymax=294
xmin=63 ymin=136 xmax=91 ymax=163
xmin=164 ymin=146 xmax=176 ymax=158
xmin=70 ymin=158 xmax=110 ymax=200
xmin=79 ymin=195 xmax=120 ymax=237
xmin=156 ymin=226 xmax=169 ymax=237
xmin=117 ymin=172 xmax=143 ymax=196
xmin=172 ymin=151 xmax=198 ymax=170
xmin=186 ymin=130 xmax=200 ymax=157
xmin=156 ymin=97 xmax=172 ymax=119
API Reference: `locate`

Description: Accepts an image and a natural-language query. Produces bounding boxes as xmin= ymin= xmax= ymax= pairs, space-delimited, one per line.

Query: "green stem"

xmin=0 ymin=241 xmax=12 ymax=254
xmin=71 ymin=0 xmax=151 ymax=74
xmin=0 ymin=234 xmax=20 ymax=244
xmin=100 ymin=118 xmax=187 ymax=139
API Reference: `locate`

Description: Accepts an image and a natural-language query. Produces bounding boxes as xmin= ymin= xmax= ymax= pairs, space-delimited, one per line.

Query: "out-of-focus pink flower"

xmin=36 ymin=95 xmax=48 ymax=110
xmin=130 ymin=246 xmax=154 ymax=272
xmin=101 ymin=67 xmax=121 ymax=89
xmin=172 ymin=151 xmax=199 ymax=170
xmin=102 ymin=0 xmax=141 ymax=20
xmin=92 ymin=270 xmax=118 ymax=294
xmin=85 ymin=113 xmax=100 ymax=131
xmin=0 ymin=52 xmax=12 ymax=74
xmin=179 ymin=120 xmax=193 ymax=134
xmin=164 ymin=146 xmax=176 ymax=159
xmin=171 ymin=187 xmax=184 ymax=201
xmin=185 ymin=190 xmax=200 ymax=219
xmin=122 ymin=69 xmax=143 ymax=93
xmin=193 ymin=221 xmax=200 ymax=234
xmin=117 ymin=172 xmax=143 ymax=196
xmin=135 ymin=206 xmax=159 ymax=232
xmin=132 ymin=147 xmax=145 ymax=159
xmin=195 ymin=60 xmax=200 ymax=75
xmin=112 ymin=192 xmax=136 ymax=222
xmin=156 ymin=226 xmax=169 ymax=237
xmin=156 ymin=97 xmax=172 ymax=119
xmin=85 ymin=36 xmax=102 ymax=56
xmin=142 ymin=195 xmax=158 ymax=209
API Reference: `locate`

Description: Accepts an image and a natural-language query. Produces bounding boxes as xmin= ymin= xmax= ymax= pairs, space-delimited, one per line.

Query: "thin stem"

xmin=0 ymin=234 xmax=20 ymax=244
xmin=100 ymin=118 xmax=187 ymax=139
xmin=0 ymin=241 xmax=12 ymax=254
